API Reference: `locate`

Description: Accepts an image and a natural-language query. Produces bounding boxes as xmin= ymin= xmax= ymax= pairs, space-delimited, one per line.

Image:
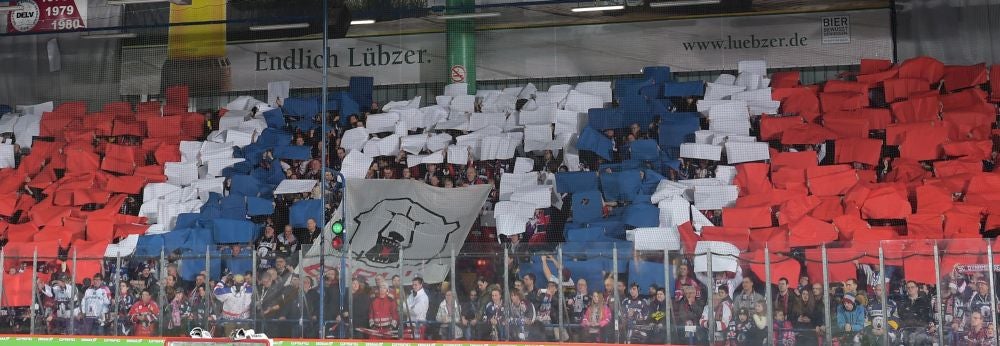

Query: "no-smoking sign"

xmin=450 ymin=65 xmax=467 ymax=83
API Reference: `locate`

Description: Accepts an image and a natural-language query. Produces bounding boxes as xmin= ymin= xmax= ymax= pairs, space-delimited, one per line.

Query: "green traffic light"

xmin=331 ymin=221 xmax=344 ymax=235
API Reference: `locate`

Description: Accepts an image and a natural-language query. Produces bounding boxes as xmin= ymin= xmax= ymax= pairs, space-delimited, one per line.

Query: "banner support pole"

xmin=878 ymin=243 xmax=888 ymax=346
xmin=933 ymin=242 xmax=945 ymax=346
xmin=822 ymin=244 xmax=832 ymax=346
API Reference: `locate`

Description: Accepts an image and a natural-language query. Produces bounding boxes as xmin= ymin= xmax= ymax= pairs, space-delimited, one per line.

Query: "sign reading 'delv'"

xmin=7 ymin=0 xmax=87 ymax=33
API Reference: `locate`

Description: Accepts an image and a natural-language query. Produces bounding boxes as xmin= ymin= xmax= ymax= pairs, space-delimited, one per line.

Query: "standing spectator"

xmin=347 ymin=277 xmax=372 ymax=337
xmin=581 ymin=291 xmax=611 ymax=342
xmin=567 ymin=279 xmax=591 ymax=330
xmin=256 ymin=225 xmax=279 ymax=266
xmin=835 ymin=294 xmax=865 ymax=344
xmin=436 ymin=289 xmax=464 ymax=340
xmin=773 ymin=310 xmax=796 ymax=346
xmin=508 ymin=290 xmax=537 ymax=341
xmin=701 ymin=285 xmax=733 ymax=343
xmin=750 ymin=302 xmax=768 ymax=345
xmin=214 ymin=274 xmax=253 ymax=336
xmin=189 ymin=285 xmax=215 ymax=336
xmin=405 ymin=277 xmax=429 ymax=339
xmin=257 ymin=272 xmax=283 ymax=332
xmin=80 ymin=274 xmax=111 ymax=335
xmin=369 ymin=282 xmax=398 ymax=339
xmin=674 ymin=285 xmax=705 ymax=343
xmin=961 ymin=311 xmax=996 ymax=345
xmin=773 ymin=277 xmax=800 ymax=318
xmin=480 ymin=289 xmax=505 ymax=341
xmin=164 ymin=291 xmax=191 ymax=336
xmin=115 ymin=281 xmax=137 ymax=336
xmin=129 ymin=290 xmax=160 ymax=337
xmin=896 ymin=280 xmax=934 ymax=345
xmin=727 ymin=308 xmax=753 ymax=346
xmin=793 ymin=283 xmax=825 ymax=345
xmin=648 ymin=288 xmax=669 ymax=343
xmin=968 ymin=279 xmax=997 ymax=325
xmin=49 ymin=277 xmax=77 ymax=334
xmin=733 ymin=277 xmax=764 ymax=313
xmin=622 ymin=283 xmax=650 ymax=343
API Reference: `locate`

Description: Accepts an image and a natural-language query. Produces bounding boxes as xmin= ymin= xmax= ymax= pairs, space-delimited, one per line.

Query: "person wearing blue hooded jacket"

xmin=836 ymin=293 xmax=866 ymax=344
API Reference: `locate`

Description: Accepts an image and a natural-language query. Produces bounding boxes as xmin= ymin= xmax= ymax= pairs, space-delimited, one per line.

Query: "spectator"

xmin=462 ymin=289 xmax=480 ymax=341
xmin=674 ymin=285 xmax=704 ymax=342
xmin=188 ymin=285 xmax=215 ymax=336
xmin=115 ymin=281 xmax=136 ymax=336
xmin=773 ymin=277 xmax=800 ymax=319
xmin=273 ymin=257 xmax=294 ymax=286
xmin=793 ymin=282 xmax=824 ymax=345
xmin=347 ymin=277 xmax=371 ymax=337
xmin=436 ymin=289 xmax=464 ymax=340
xmin=480 ymin=289 xmax=505 ymax=341
xmin=961 ymin=311 xmax=995 ymax=345
xmin=256 ymin=225 xmax=279 ymax=260
xmin=700 ymin=285 xmax=733 ymax=343
xmin=369 ymin=282 xmax=398 ymax=339
xmin=257 ymin=272 xmax=283 ymax=330
xmin=773 ymin=309 xmax=796 ymax=346
xmin=732 ymin=277 xmax=764 ymax=313
xmin=80 ymin=274 xmax=111 ymax=335
xmin=968 ymin=279 xmax=996 ymax=325
xmin=896 ymin=280 xmax=934 ymax=345
xmin=508 ymin=290 xmax=537 ymax=341
xmin=567 ymin=278 xmax=591 ymax=331
xmin=622 ymin=283 xmax=650 ymax=343
xmin=750 ymin=302 xmax=768 ymax=345
xmin=164 ymin=291 xmax=191 ymax=336
xmin=214 ymin=274 xmax=253 ymax=336
xmin=278 ymin=276 xmax=308 ymax=338
xmin=278 ymin=225 xmax=299 ymax=257
xmin=406 ymin=277 xmax=429 ymax=339
xmin=128 ymin=290 xmax=159 ymax=337
xmin=727 ymin=308 xmax=753 ymax=346
xmin=835 ymin=293 xmax=865 ymax=344
xmin=581 ymin=291 xmax=611 ymax=342
xmin=305 ymin=218 xmax=321 ymax=244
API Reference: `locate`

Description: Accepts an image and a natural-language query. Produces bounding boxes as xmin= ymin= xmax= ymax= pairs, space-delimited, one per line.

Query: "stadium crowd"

xmin=1 ymin=56 xmax=1000 ymax=346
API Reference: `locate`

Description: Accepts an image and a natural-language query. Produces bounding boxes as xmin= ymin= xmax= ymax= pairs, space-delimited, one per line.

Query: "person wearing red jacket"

xmin=128 ymin=290 xmax=160 ymax=336
xmin=368 ymin=282 xmax=399 ymax=339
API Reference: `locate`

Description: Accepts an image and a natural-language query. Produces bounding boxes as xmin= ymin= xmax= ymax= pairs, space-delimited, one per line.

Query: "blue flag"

xmin=282 ymin=97 xmax=320 ymax=117
xmin=261 ymin=108 xmax=285 ymax=129
xmin=577 ymin=127 xmax=614 ymax=160
xmin=663 ymin=81 xmax=705 ymax=97
xmin=211 ymin=219 xmax=258 ymax=244
xmin=289 ymin=199 xmax=324 ymax=228
xmin=555 ymin=171 xmax=599 ymax=194
xmin=571 ymin=190 xmax=604 ymax=224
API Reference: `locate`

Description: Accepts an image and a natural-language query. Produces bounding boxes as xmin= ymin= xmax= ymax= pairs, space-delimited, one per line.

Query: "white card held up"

xmin=548 ymin=84 xmax=573 ymax=93
xmin=225 ymin=96 xmax=263 ymax=111
xmin=218 ymin=109 xmax=250 ymax=130
xmin=554 ymin=110 xmax=585 ymax=135
xmin=563 ymin=90 xmax=605 ymax=113
xmin=519 ymin=107 xmax=556 ymax=125
xmin=450 ymin=95 xmax=476 ymax=113
xmin=725 ymin=141 xmax=770 ymax=164
xmin=732 ymin=88 xmax=772 ymax=102
xmin=694 ymin=241 xmax=741 ymax=273
xmin=267 ymin=81 xmax=290 ymax=106
xmin=715 ymin=165 xmax=738 ymax=185
xmin=0 ymin=113 xmax=18 ymax=133
xmin=709 ymin=118 xmax=751 ymax=136
xmin=401 ymin=134 xmax=428 ymax=154
xmin=16 ymin=101 xmax=54 ymax=117
xmin=165 ymin=162 xmax=199 ymax=187
xmin=738 ymin=60 xmax=768 ymax=77
xmin=426 ymin=133 xmax=453 ymax=152
xmin=469 ymin=112 xmax=507 ymax=132
xmin=513 ymin=157 xmax=535 ymax=174
xmin=447 ymin=145 xmax=470 ymax=164
xmin=0 ymin=144 xmax=15 ymax=168
xmin=397 ymin=109 xmax=423 ymax=130
xmin=366 ymin=112 xmax=400 ymax=133
xmin=341 ymin=150 xmax=373 ymax=179
xmin=274 ymin=179 xmax=319 ymax=195
xmin=679 ymin=143 xmax=723 ymax=161
xmin=693 ymin=185 xmax=739 ymax=210
xmin=704 ymin=83 xmax=747 ymax=101
xmin=510 ymin=185 xmax=552 ymax=209
xmin=631 ymin=227 xmax=681 ymax=251
xmin=734 ymin=73 xmax=762 ymax=91
xmin=444 ymin=83 xmax=469 ymax=96
xmin=574 ymin=81 xmax=613 ymax=103
xmin=206 ymin=157 xmax=245 ymax=178
xmin=499 ymin=172 xmax=540 ymax=201
xmin=707 ymin=101 xmax=750 ymax=120
xmin=341 ymin=127 xmax=370 ymax=152
xmin=493 ymin=201 xmax=537 ymax=236
xmin=224 ymin=129 xmax=253 ymax=147
xmin=714 ymin=74 xmax=737 ymax=86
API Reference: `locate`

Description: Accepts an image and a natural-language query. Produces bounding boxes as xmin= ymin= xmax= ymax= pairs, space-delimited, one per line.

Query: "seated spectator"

xmin=700 ymin=285 xmax=732 ymax=343
xmin=836 ymin=294 xmax=866 ymax=344
xmin=674 ymin=285 xmax=704 ymax=343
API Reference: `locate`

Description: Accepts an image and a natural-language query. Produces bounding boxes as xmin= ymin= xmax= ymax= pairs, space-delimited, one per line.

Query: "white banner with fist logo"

xmin=303 ymin=179 xmax=490 ymax=284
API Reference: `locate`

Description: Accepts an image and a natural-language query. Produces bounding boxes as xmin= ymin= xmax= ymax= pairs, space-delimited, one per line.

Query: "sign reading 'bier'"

xmin=7 ymin=0 xmax=87 ymax=33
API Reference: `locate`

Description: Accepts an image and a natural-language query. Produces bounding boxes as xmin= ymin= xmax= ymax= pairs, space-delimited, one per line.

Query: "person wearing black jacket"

xmin=322 ymin=270 xmax=342 ymax=336
xmin=895 ymin=280 xmax=934 ymax=345
xmin=346 ymin=277 xmax=371 ymax=338
xmin=277 ymin=276 xmax=309 ymax=338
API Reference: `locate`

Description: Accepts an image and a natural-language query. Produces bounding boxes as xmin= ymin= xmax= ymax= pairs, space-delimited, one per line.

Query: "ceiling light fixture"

xmin=249 ymin=23 xmax=310 ymax=31
xmin=435 ymin=12 xmax=501 ymax=19
xmin=350 ymin=19 xmax=376 ymax=25
xmin=570 ymin=5 xmax=624 ymax=12
xmin=648 ymin=0 xmax=720 ymax=7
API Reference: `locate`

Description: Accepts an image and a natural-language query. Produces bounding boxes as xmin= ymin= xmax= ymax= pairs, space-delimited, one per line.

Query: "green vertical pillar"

xmin=446 ymin=0 xmax=476 ymax=95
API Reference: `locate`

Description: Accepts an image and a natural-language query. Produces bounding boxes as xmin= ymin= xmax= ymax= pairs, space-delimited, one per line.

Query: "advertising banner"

xmin=7 ymin=0 xmax=86 ymax=33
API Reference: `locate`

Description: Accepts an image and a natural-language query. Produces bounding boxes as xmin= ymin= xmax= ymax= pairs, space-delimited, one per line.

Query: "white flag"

xmin=302 ymin=179 xmax=490 ymax=284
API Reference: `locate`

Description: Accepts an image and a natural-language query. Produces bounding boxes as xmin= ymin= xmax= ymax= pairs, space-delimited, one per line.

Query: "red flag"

xmin=898 ymin=125 xmax=948 ymax=161
xmin=733 ymin=163 xmax=772 ymax=196
xmin=39 ymin=112 xmax=75 ymax=138
xmin=102 ymin=101 xmax=135 ymax=120
xmin=134 ymin=165 xmax=167 ymax=183
xmin=820 ymin=91 xmax=869 ymax=112
xmin=825 ymin=80 xmax=869 ymax=94
xmin=748 ymin=226 xmax=788 ymax=252
xmin=154 ymin=143 xmax=182 ymax=165
xmin=111 ymin=119 xmax=145 ymax=137
xmin=776 ymin=89 xmax=821 ymax=122
xmin=778 ymin=194 xmax=821 ymax=225
xmin=884 ymin=158 xmax=932 ymax=184
xmin=861 ymin=186 xmax=912 ymax=219
xmin=810 ymin=196 xmax=844 ymax=221
xmin=942 ymin=140 xmax=992 ymax=160
xmin=898 ymin=56 xmax=945 ymax=84
xmin=745 ymin=250 xmax=800 ymax=285
xmin=916 ymin=185 xmax=954 ymax=214
xmin=82 ymin=113 xmax=115 ymax=136
xmin=788 ymin=216 xmax=839 ymax=247
xmin=760 ymin=115 xmax=804 ymax=141
xmin=901 ymin=241 xmax=939 ymax=285
xmin=137 ymin=101 xmax=161 ymax=114
xmin=0 ymin=192 xmax=17 ymax=217
xmin=934 ymin=159 xmax=983 ymax=178
xmin=70 ymin=241 xmax=110 ymax=284
xmin=701 ymin=226 xmax=750 ymax=251
xmin=941 ymin=88 xmax=992 ymax=113
xmin=86 ymin=217 xmax=115 ymax=242
xmin=180 ymin=112 xmax=207 ymax=140
xmin=944 ymin=210 xmax=983 ymax=238
xmin=857 ymin=69 xmax=900 ymax=87
xmin=943 ymin=112 xmax=994 ymax=141
xmin=73 ymin=189 xmax=111 ymax=206
xmin=861 ymin=108 xmax=893 ymax=130
xmin=771 ymin=168 xmax=806 ymax=192
xmin=965 ymin=173 xmax=1000 ymax=207
xmin=64 ymin=148 xmax=100 ymax=176
xmin=861 ymin=59 xmax=893 ymax=74
xmin=771 ymin=151 xmax=817 ymax=171
xmin=105 ymin=175 xmax=147 ymax=194
xmin=833 ymin=214 xmax=870 ymax=241
xmin=805 ymin=247 xmax=858 ymax=283
xmin=145 ymin=116 xmax=184 ymax=138
xmin=883 ymin=78 xmax=931 ymax=102
xmin=780 ymin=123 xmax=837 ymax=145
xmin=722 ymin=206 xmax=773 ymax=229
xmin=165 ymin=85 xmax=189 ymax=111
xmin=6 ymin=223 xmax=39 ymax=242
xmin=823 ymin=111 xmax=870 ymax=139
xmin=54 ymin=101 xmax=87 ymax=118
xmin=891 ymin=94 xmax=941 ymax=124
xmin=101 ymin=144 xmax=137 ymax=175
xmin=906 ymin=213 xmax=945 ymax=239
xmin=834 ymin=137 xmax=883 ymax=166
xmin=770 ymin=71 xmax=800 ymax=88
xmin=942 ymin=64 xmax=988 ymax=92
xmin=807 ymin=165 xmax=859 ymax=196
xmin=114 ymin=223 xmax=149 ymax=238
xmin=678 ymin=221 xmax=699 ymax=254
